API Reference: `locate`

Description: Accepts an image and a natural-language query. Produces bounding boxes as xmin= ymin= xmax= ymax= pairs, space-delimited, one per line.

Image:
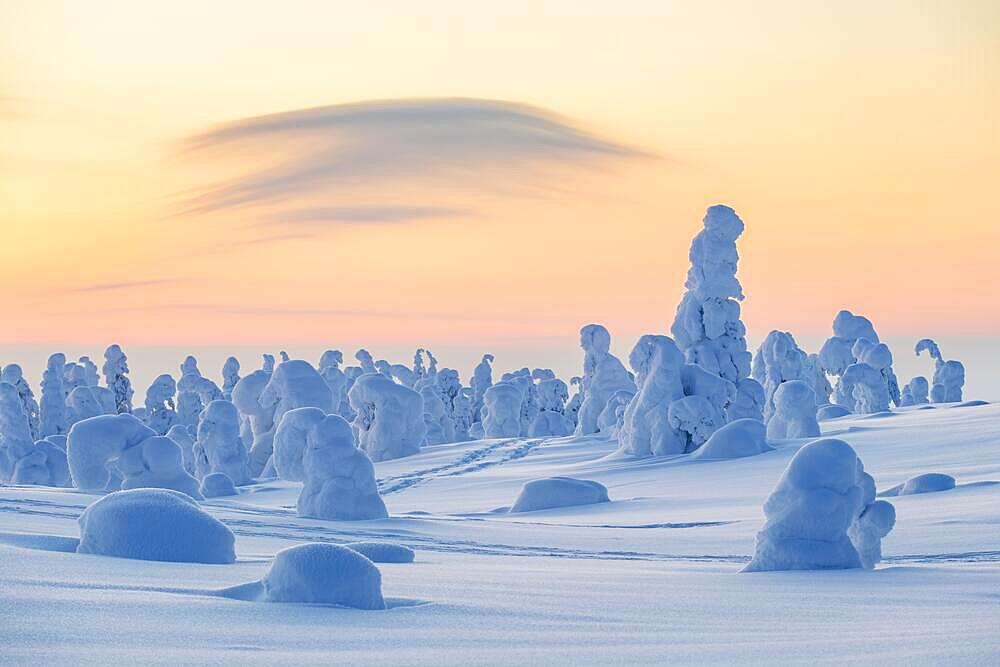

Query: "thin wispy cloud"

xmin=176 ymin=97 xmax=649 ymax=217
xmin=263 ymin=205 xmax=467 ymax=226
xmin=71 ymin=278 xmax=179 ymax=293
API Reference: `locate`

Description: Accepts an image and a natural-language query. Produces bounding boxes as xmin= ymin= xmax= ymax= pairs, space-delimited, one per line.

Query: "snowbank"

xmin=259 ymin=543 xmax=385 ymax=609
xmin=345 ymin=541 xmax=415 ymax=563
xmin=881 ymin=473 xmax=957 ymax=497
xmin=76 ymin=488 xmax=235 ymax=564
xmin=509 ymin=477 xmax=610 ymax=513
xmin=817 ymin=404 xmax=851 ymax=420
xmin=691 ymin=418 xmax=772 ymax=460
xmin=200 ymin=472 xmax=238 ymax=498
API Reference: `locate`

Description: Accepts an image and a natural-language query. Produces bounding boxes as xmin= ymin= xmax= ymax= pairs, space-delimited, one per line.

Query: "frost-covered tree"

xmin=272 ymin=407 xmax=325 ymax=482
xmin=420 ymin=385 xmax=454 ymax=445
xmin=66 ymin=413 xmax=156 ymax=492
xmin=166 ymin=423 xmax=197 ymax=474
xmin=530 ymin=377 xmax=572 ymax=436
xmin=804 ymin=353 xmax=833 ymax=406
xmin=78 ymin=356 xmax=100 ymax=386
xmin=66 ymin=386 xmax=107 ymax=430
xmin=765 ymin=380 xmax=820 ymax=440
xmin=575 ymin=324 xmax=636 ymax=436
xmin=193 ymin=400 xmax=250 ymax=484
xmin=0 ymin=381 xmax=39 ymax=483
xmin=102 ymin=344 xmax=133 ymax=413
xmin=63 ymin=362 xmax=88 ymax=396
xmin=743 ymin=438 xmax=895 ymax=571
xmin=915 ymin=338 xmax=965 ymax=403
xmin=231 ymin=370 xmax=278 ymax=476
xmin=818 ymin=311 xmax=899 ymax=411
xmin=176 ymin=391 xmax=202 ymax=435
xmin=451 ymin=388 xmax=474 ymax=440
xmin=117 ymin=435 xmax=202 ymax=499
xmin=143 ymin=374 xmax=177 ymax=435
xmin=597 ymin=389 xmax=633 ymax=435
xmin=319 ymin=350 xmax=349 ymax=417
xmin=262 ymin=353 xmax=276 ymax=373
xmin=297 ymin=415 xmax=388 ymax=521
xmin=728 ymin=378 xmax=765 ymax=422
xmin=564 ymin=377 xmax=583 ymax=428
xmin=471 ymin=354 xmax=494 ymax=422
xmin=348 ymin=373 xmax=425 ymax=462
xmin=899 ymin=376 xmax=929 ymax=407
xmin=222 ymin=357 xmax=240 ymax=400
xmin=260 ymin=359 xmax=333 ymax=429
xmin=279 ymin=351 xmax=290 ymax=363
xmin=40 ymin=353 xmax=67 ymax=437
xmin=752 ymin=330 xmax=810 ymax=420
xmin=670 ymin=205 xmax=752 ymax=385
xmin=355 ymin=349 xmax=377 ymax=374
xmin=853 ymin=338 xmax=900 ymax=407
xmin=1 ymin=364 xmax=40 ymax=440
xmin=482 ymin=383 xmax=523 ymax=438
xmin=501 ymin=368 xmax=541 ymax=436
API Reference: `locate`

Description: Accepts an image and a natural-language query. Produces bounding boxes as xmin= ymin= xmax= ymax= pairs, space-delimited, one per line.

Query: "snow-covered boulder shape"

xmin=40 ymin=353 xmax=67 ymax=437
xmin=743 ymin=438 xmax=895 ymax=572
xmin=297 ymin=415 xmax=388 ymax=521
xmin=817 ymin=404 xmax=851 ymax=420
xmin=899 ymin=472 xmax=956 ymax=495
xmin=420 ymin=385 xmax=454 ymax=446
xmin=200 ymin=472 xmax=238 ymax=498
xmin=221 ymin=356 xmax=240 ymax=400
xmin=2 ymin=364 xmax=40 ymax=440
xmin=66 ymin=414 xmax=157 ymax=492
xmin=915 ymin=338 xmax=965 ymax=403
xmin=691 ymin=418 xmax=772 ymax=460
xmin=575 ymin=324 xmax=636 ymax=435
xmin=766 ymin=380 xmax=820 ymax=440
xmin=509 ymin=477 xmax=610 ymax=513
xmin=348 ymin=373 xmax=424 ymax=462
xmin=231 ymin=369 xmax=277 ymax=476
xmin=271 ymin=406 xmax=326 ymax=482
xmin=193 ymin=400 xmax=250 ymax=484
xmin=143 ymin=374 xmax=177 ymax=435
xmin=256 ymin=543 xmax=385 ymax=608
xmin=101 ymin=344 xmax=133 ymax=413
xmin=481 ymin=383 xmax=523 ymax=438
xmin=752 ymin=330 xmax=809 ymax=420
xmin=117 ymin=435 xmax=203 ymax=499
xmin=670 ymin=205 xmax=752 ymax=384
xmin=618 ymin=335 xmax=686 ymax=457
xmin=471 ymin=354 xmax=494 ymax=420
xmin=261 ymin=360 xmax=333 ymax=429
xmin=165 ymin=424 xmax=196 ymax=473
xmin=899 ymin=376 xmax=929 ymax=407
xmin=597 ymin=389 xmax=633 ymax=434
xmin=76 ymin=488 xmax=235 ymax=564
xmin=344 ymin=541 xmax=415 ymax=563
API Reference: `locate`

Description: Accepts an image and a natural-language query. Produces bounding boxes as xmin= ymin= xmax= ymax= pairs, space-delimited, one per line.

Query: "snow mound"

xmin=952 ymin=400 xmax=988 ymax=408
xmin=509 ymin=476 xmax=610 ymax=513
xmin=200 ymin=472 xmax=238 ymax=498
xmin=881 ymin=473 xmax=957 ymax=496
xmin=261 ymin=543 xmax=386 ymax=609
xmin=691 ymin=418 xmax=773 ymax=460
xmin=76 ymin=488 xmax=235 ymax=564
xmin=817 ymin=404 xmax=851 ymax=420
xmin=345 ymin=541 xmax=415 ymax=563
xmin=743 ymin=438 xmax=895 ymax=572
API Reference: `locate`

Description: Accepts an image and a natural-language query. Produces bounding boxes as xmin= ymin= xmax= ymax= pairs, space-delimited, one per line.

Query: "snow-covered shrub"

xmin=618 ymin=335 xmax=686 ymax=457
xmin=200 ymin=472 xmax=237 ymax=498
xmin=804 ymin=353 xmax=833 ymax=406
xmin=670 ymin=205 xmax=752 ymax=384
xmin=471 ymin=354 xmax=494 ymax=420
xmin=752 ymin=330 xmax=809 ymax=420
xmin=575 ymin=324 xmax=636 ymax=435
xmin=501 ymin=368 xmax=539 ymax=436
xmin=344 ymin=541 xmax=414 ymax=563
xmin=766 ymin=380 xmax=820 ymax=440
xmin=165 ymin=424 xmax=196 ymax=474
xmin=193 ymin=400 xmax=250 ymax=484
xmin=527 ymin=410 xmax=573 ymax=437
xmin=451 ymin=388 xmax=474 ymax=441
xmin=40 ymin=353 xmax=67 ymax=437
xmin=690 ymin=418 xmax=772 ymax=460
xmin=743 ymin=438 xmax=895 ymax=572
xmin=509 ymin=477 xmax=609 ymax=513
xmin=348 ymin=373 xmax=424 ymax=462
xmin=76 ymin=488 xmax=235 ymax=564
xmin=117 ymin=435 xmax=203 ymax=499
xmin=175 ymin=391 xmax=202 ymax=434
xmin=102 ymin=344 xmax=133 ymax=413
xmin=853 ymin=338 xmax=901 ymax=407
xmin=231 ymin=369 xmax=277 ymax=476
xmin=271 ymin=406 xmax=326 ymax=482
xmin=221 ymin=357 xmax=240 ymax=400
xmin=11 ymin=438 xmax=70 ymax=487
xmin=2 ymin=364 xmax=40 ymax=440
xmin=899 ymin=376 xmax=929 ymax=407
xmin=66 ymin=414 xmax=156 ymax=492
xmin=481 ymin=383 xmax=523 ymax=438
xmin=257 ymin=543 xmax=385 ymax=608
xmin=915 ymin=338 xmax=965 ymax=403
xmin=297 ymin=415 xmax=388 ymax=521
xmin=819 ymin=311 xmax=899 ymax=410
xmin=819 ymin=310 xmax=879 ymax=377
xmin=143 ymin=374 xmax=177 ymax=435
xmin=1 ymin=382 xmax=56 ymax=484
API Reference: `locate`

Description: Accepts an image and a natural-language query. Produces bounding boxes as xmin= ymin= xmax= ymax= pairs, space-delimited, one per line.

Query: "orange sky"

xmin=2 ymin=0 xmax=998 ymax=350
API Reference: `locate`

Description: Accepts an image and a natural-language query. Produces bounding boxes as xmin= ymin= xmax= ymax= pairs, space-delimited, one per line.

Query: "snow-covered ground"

xmin=2 ymin=403 xmax=998 ymax=664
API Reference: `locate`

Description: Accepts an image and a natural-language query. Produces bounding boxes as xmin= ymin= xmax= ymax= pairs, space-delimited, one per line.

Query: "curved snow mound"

xmin=200 ymin=472 xmax=238 ymax=498
xmin=816 ymin=404 xmax=851 ymax=420
xmin=743 ymin=438 xmax=895 ymax=572
xmin=509 ymin=476 xmax=610 ymax=513
xmin=900 ymin=473 xmax=956 ymax=495
xmin=262 ymin=543 xmax=385 ymax=609
xmin=345 ymin=541 xmax=415 ymax=563
xmin=77 ymin=488 xmax=235 ymax=564
xmin=691 ymin=419 xmax=773 ymax=460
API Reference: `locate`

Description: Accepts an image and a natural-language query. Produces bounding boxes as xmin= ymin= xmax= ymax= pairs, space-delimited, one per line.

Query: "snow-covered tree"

xmin=574 ymin=324 xmax=636 ymax=435
xmin=78 ymin=356 xmax=100 ymax=386
xmin=899 ymin=376 xmax=929 ymax=406
xmin=222 ymin=357 xmax=240 ymax=400
xmin=143 ymin=374 xmax=177 ymax=435
xmin=348 ymin=373 xmax=425 ymax=462
xmin=752 ymin=330 xmax=810 ymax=420
xmin=481 ymin=383 xmax=523 ymax=438
xmin=765 ymin=380 xmax=820 ymax=439
xmin=1 ymin=364 xmax=40 ymax=440
xmin=471 ymin=354 xmax=494 ymax=422
xmin=193 ymin=400 xmax=250 ymax=484
xmin=40 ymin=353 xmax=67 ymax=437
xmin=915 ymin=338 xmax=965 ymax=403
xmin=118 ymin=435 xmax=202 ymax=499
xmin=102 ymin=344 xmax=133 ymax=413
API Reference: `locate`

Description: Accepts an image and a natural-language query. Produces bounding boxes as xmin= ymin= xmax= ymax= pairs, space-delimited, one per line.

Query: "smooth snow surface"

xmin=76 ymin=488 xmax=235 ymax=563
xmin=509 ymin=476 xmax=610 ymax=513
xmin=1 ymin=403 xmax=998 ymax=664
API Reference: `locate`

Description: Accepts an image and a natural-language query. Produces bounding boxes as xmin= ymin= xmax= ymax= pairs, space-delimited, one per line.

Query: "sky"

xmin=1 ymin=1 xmax=998 ymax=392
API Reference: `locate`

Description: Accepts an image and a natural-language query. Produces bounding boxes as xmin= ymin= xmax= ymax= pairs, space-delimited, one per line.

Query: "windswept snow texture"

xmin=76 ymin=488 xmax=236 ymax=564
xmin=744 ymin=438 xmax=894 ymax=572
xmin=509 ymin=477 xmax=610 ymax=513
xmin=345 ymin=541 xmax=416 ymax=564
xmin=691 ymin=418 xmax=772 ymax=460
xmin=254 ymin=543 xmax=385 ymax=609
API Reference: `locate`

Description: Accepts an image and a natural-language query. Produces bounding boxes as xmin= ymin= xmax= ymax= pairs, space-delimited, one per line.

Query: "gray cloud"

xmin=177 ymin=97 xmax=648 ymax=216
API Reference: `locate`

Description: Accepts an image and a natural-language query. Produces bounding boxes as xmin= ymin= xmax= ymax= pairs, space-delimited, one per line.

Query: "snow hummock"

xmin=200 ymin=471 xmax=238 ymax=498
xmin=880 ymin=472 xmax=957 ymax=497
xmin=76 ymin=488 xmax=236 ymax=564
xmin=691 ymin=418 xmax=772 ymax=460
xmin=743 ymin=438 xmax=895 ymax=572
xmin=344 ymin=541 xmax=415 ymax=564
xmin=509 ymin=476 xmax=610 ymax=513
xmin=817 ymin=404 xmax=851 ymax=420
xmin=297 ymin=415 xmax=388 ymax=521
xmin=254 ymin=543 xmax=385 ymax=609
